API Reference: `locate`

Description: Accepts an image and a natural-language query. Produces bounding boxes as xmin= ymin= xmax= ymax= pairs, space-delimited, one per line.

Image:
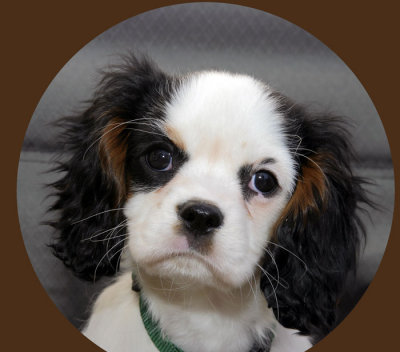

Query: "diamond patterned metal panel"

xmin=23 ymin=2 xmax=391 ymax=163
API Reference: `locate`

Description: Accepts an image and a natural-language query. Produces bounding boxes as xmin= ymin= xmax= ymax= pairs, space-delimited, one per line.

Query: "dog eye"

xmin=249 ymin=171 xmax=278 ymax=195
xmin=146 ymin=149 xmax=173 ymax=171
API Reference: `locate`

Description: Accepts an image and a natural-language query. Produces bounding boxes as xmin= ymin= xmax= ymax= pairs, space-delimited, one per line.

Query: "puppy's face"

xmin=53 ymin=58 xmax=366 ymax=337
xmin=125 ymin=72 xmax=296 ymax=288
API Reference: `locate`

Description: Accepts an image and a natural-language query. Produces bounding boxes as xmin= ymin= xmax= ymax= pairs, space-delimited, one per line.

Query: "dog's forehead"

xmin=164 ymin=71 xmax=288 ymax=165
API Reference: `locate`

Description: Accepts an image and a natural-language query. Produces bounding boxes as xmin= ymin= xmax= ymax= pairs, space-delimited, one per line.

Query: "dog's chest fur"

xmin=83 ymin=273 xmax=311 ymax=352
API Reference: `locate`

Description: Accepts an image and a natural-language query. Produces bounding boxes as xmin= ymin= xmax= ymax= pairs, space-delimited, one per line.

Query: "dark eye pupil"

xmin=147 ymin=149 xmax=172 ymax=170
xmin=254 ymin=171 xmax=277 ymax=193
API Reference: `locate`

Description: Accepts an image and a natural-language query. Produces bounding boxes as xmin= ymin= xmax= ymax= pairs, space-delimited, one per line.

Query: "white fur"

xmin=84 ymin=273 xmax=311 ymax=352
xmin=83 ymin=72 xmax=311 ymax=351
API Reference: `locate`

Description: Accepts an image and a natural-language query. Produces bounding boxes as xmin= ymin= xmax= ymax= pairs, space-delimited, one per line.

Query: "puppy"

xmin=50 ymin=56 xmax=370 ymax=352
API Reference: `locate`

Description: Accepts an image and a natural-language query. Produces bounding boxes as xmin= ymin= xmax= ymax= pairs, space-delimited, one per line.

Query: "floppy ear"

xmin=261 ymin=98 xmax=371 ymax=341
xmin=49 ymin=112 xmax=132 ymax=281
xmin=48 ymin=56 xmax=169 ymax=281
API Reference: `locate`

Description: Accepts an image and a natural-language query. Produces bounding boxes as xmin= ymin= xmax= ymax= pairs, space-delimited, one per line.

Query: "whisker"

xmin=257 ymin=247 xmax=280 ymax=289
xmin=82 ymin=117 xmax=166 ymax=160
xmin=167 ymin=276 xmax=176 ymax=303
xmin=82 ymin=120 xmax=133 ymax=160
xmin=116 ymin=244 xmax=128 ymax=271
xmin=93 ymin=237 xmax=126 ymax=282
xmin=287 ymin=147 xmax=318 ymax=155
xmin=291 ymin=152 xmax=328 ymax=183
xmin=89 ymin=117 xmax=163 ymax=137
xmin=72 ymin=208 xmax=127 ymax=224
xmin=88 ymin=232 xmax=126 ymax=243
xmin=247 ymin=274 xmax=257 ymax=301
xmin=108 ymin=243 xmax=128 ymax=262
xmin=256 ymin=263 xmax=288 ymax=290
xmin=82 ymin=219 xmax=128 ymax=242
xmin=264 ymin=268 xmax=280 ymax=321
xmin=105 ymin=222 xmax=128 ymax=263
xmin=264 ymin=247 xmax=280 ymax=290
xmin=265 ymin=241 xmax=309 ymax=276
xmin=203 ymin=291 xmax=218 ymax=313
xmin=130 ymin=120 xmax=165 ymax=130
xmin=125 ymin=128 xmax=167 ymax=138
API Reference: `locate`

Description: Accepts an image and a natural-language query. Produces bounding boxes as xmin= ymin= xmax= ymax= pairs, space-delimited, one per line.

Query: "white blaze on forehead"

xmin=164 ymin=71 xmax=296 ymax=192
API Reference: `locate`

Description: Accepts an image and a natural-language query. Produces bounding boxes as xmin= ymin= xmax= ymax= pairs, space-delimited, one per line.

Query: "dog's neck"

xmin=136 ymin=270 xmax=276 ymax=352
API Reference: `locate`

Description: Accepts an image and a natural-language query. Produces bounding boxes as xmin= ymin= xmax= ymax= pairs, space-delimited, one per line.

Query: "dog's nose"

xmin=178 ymin=201 xmax=224 ymax=235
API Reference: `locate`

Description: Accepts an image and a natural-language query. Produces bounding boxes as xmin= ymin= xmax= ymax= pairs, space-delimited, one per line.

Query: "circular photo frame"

xmin=17 ymin=3 xmax=394 ymax=352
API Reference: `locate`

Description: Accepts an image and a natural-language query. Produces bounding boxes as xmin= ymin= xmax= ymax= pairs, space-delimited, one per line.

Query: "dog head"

xmin=50 ymin=56 xmax=369 ymax=340
xmin=124 ymin=70 xmax=297 ymax=290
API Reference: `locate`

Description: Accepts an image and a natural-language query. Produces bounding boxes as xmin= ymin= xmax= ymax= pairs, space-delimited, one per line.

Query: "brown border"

xmin=3 ymin=1 xmax=399 ymax=351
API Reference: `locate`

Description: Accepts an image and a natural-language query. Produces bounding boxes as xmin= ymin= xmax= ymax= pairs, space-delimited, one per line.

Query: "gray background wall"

xmin=17 ymin=2 xmax=394 ymax=332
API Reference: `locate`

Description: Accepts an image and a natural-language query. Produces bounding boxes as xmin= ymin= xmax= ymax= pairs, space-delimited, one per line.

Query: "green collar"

xmin=139 ymin=294 xmax=184 ymax=352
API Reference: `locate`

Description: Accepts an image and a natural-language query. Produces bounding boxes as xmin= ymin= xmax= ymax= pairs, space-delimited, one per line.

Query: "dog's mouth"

xmin=140 ymin=232 xmax=216 ymax=267
xmin=143 ymin=250 xmax=211 ymax=268
xmin=140 ymin=251 xmax=233 ymax=287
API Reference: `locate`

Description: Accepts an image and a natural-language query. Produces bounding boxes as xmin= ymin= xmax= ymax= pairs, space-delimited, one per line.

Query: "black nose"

xmin=178 ymin=201 xmax=224 ymax=235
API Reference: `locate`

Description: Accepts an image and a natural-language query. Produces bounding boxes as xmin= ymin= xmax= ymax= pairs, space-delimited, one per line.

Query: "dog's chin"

xmin=138 ymin=253 xmax=242 ymax=290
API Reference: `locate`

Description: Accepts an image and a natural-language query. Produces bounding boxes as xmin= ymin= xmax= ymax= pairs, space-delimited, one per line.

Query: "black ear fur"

xmin=48 ymin=55 xmax=174 ymax=281
xmin=261 ymin=96 xmax=372 ymax=341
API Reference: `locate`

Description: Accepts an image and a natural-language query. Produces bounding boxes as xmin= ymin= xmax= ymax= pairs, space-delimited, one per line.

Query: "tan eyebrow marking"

xmin=165 ymin=125 xmax=186 ymax=151
xmin=273 ymin=153 xmax=327 ymax=231
xmin=99 ymin=117 xmax=130 ymax=204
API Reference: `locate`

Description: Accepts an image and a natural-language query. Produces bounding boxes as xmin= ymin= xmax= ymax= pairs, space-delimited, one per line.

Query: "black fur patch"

xmin=48 ymin=55 xmax=184 ymax=281
xmin=237 ymin=159 xmax=279 ymax=201
xmin=237 ymin=164 xmax=257 ymax=201
xmin=261 ymin=92 xmax=373 ymax=341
